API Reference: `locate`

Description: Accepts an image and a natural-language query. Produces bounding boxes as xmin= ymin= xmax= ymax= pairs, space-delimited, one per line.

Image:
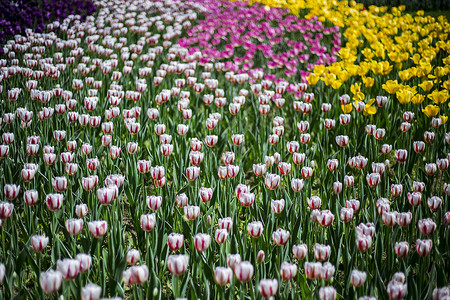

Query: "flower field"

xmin=0 ymin=0 xmax=449 ymax=299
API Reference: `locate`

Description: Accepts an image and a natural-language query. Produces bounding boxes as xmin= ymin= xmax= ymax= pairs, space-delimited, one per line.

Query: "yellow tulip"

xmin=399 ymin=70 xmax=412 ymax=82
xmin=324 ymin=73 xmax=336 ymax=86
xmin=363 ymin=98 xmax=377 ymax=116
xmin=418 ymin=80 xmax=434 ymax=92
xmin=439 ymin=115 xmax=448 ymax=124
xmin=382 ymin=80 xmax=400 ymax=94
xmin=307 ymin=73 xmax=320 ymax=86
xmin=422 ymin=105 xmax=439 ymax=117
xmin=396 ymin=88 xmax=415 ymax=105
xmin=427 ymin=90 xmax=449 ymax=105
xmin=341 ymin=104 xmax=353 ymax=113
xmin=363 ymin=77 xmax=374 ymax=88
xmin=411 ymin=94 xmax=425 ymax=105
xmin=442 ymin=80 xmax=450 ymax=90
xmin=350 ymin=82 xmax=361 ymax=95
xmin=332 ymin=80 xmax=343 ymax=90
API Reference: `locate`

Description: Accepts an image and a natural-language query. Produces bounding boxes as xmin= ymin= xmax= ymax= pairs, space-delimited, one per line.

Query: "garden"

xmin=0 ymin=0 xmax=449 ymax=299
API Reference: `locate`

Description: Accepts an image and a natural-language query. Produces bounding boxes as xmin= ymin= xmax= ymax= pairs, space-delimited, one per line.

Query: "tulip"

xmin=259 ymin=279 xmax=278 ymax=298
xmin=253 ymin=164 xmax=267 ymax=177
xmin=75 ymin=253 xmax=92 ymax=273
xmin=292 ymin=244 xmax=307 ymax=260
xmin=247 ymin=221 xmax=263 ymax=238
xmin=332 ymin=181 xmax=342 ymax=194
xmin=147 ymin=195 xmax=162 ymax=211
xmin=418 ymin=218 xmax=436 ymax=236
xmin=381 ymin=144 xmax=393 ymax=154
xmin=137 ymin=160 xmax=151 ymax=174
xmin=296 ymin=121 xmax=309 ymax=133
xmin=101 ymin=135 xmax=112 ymax=147
xmin=340 ymin=207 xmax=354 ymax=222
xmin=46 ymin=194 xmax=64 ymax=211
xmin=443 ymin=212 xmax=450 ymax=226
xmin=234 ymin=261 xmax=254 ymax=282
xmin=184 ymin=205 xmax=200 ymax=220
xmin=394 ymin=241 xmax=409 ymax=258
xmin=40 ymin=270 xmax=62 ymax=295
xmin=140 ymin=214 xmax=156 ymax=231
xmin=0 ymin=263 xmax=4 ymax=283
xmin=214 ymin=267 xmax=232 ymax=286
xmin=383 ymin=211 xmax=397 ymax=227
xmin=425 ymin=163 xmax=437 ymax=176
xmin=88 ymin=221 xmax=107 ymax=238
xmin=350 ymin=270 xmax=367 ymax=287
xmin=31 ymin=235 xmax=49 ymax=253
xmin=280 ymin=262 xmax=297 ymax=280
xmin=271 ymin=199 xmax=285 ymax=214
xmin=428 ymin=196 xmax=442 ymax=211
xmin=356 ymin=234 xmax=373 ymax=252
xmin=194 ymin=233 xmax=211 ymax=252
xmin=395 ymin=149 xmax=408 ymax=163
xmin=322 ymin=103 xmax=331 ymax=113
xmin=24 ymin=189 xmax=39 ymax=206
xmin=126 ymin=249 xmax=140 ymax=265
xmin=293 ymin=152 xmax=306 ymax=165
xmin=167 ymin=233 xmax=184 ymax=251
xmin=65 ymin=218 xmax=83 ymax=235
xmin=225 ymin=164 xmax=238 ymax=178
xmin=300 ymin=133 xmax=310 ymax=144
xmin=320 ymin=262 xmax=335 ymax=281
xmin=81 ymin=283 xmax=101 ymax=300
xmin=424 ymin=131 xmax=435 ymax=143
xmin=227 ymin=254 xmax=241 ymax=270
xmin=314 ymin=244 xmax=331 ymax=261
xmin=327 ymin=159 xmax=339 ymax=171
xmin=305 ymin=262 xmax=322 ymax=280
xmin=319 ymin=286 xmax=336 ymax=300
xmin=176 ymin=193 xmax=188 ymax=208
xmin=96 ymin=186 xmax=118 ymax=206
xmin=81 ymin=144 xmax=93 ymax=155
xmin=407 ymin=192 xmax=422 ymax=207
xmin=122 ymin=265 xmax=149 ymax=285
xmin=396 ymin=212 xmax=412 ymax=227
xmin=189 ymin=151 xmax=204 ymax=165
xmin=317 ymin=210 xmax=334 ymax=227
xmin=387 ymin=280 xmax=407 ymax=299
xmin=301 ymin=166 xmax=313 ymax=179
xmin=177 ymin=124 xmax=189 ymax=136
xmin=272 ymin=228 xmax=290 ymax=246
xmin=52 ymin=176 xmax=67 ymax=192
xmin=366 ymin=173 xmax=381 ymax=187
xmin=151 ymin=166 xmax=165 ymax=181
xmin=57 ymin=259 xmax=80 ymax=280
xmin=437 ymin=158 xmax=449 ymax=171
xmin=218 ymin=217 xmax=233 ymax=232
xmin=186 ymin=166 xmax=200 ymax=181
xmin=75 ymin=204 xmax=88 ymax=218
xmin=232 ymin=134 xmax=244 ymax=146
xmin=0 ymin=145 xmax=9 ymax=158
xmin=287 ymin=141 xmax=300 ymax=153
xmin=4 ymin=184 xmax=20 ymax=200
xmin=167 ymin=254 xmax=189 ymax=275
xmin=264 ymin=173 xmax=280 ymax=190
xmin=127 ymin=142 xmax=138 ymax=154
xmin=324 ymin=119 xmax=336 ymax=129
xmin=278 ymin=162 xmax=291 ymax=175
xmin=433 ymin=287 xmax=450 ymax=300
xmin=215 ymin=229 xmax=228 ymax=244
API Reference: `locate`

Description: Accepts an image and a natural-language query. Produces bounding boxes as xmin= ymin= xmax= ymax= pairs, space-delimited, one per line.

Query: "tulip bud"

xmin=167 ymin=254 xmax=189 ymax=275
xmin=126 ymin=249 xmax=140 ymax=265
xmin=234 ymin=261 xmax=254 ymax=283
xmin=214 ymin=267 xmax=232 ymax=286
xmin=40 ymin=270 xmax=62 ymax=295
xmin=81 ymin=283 xmax=101 ymax=300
